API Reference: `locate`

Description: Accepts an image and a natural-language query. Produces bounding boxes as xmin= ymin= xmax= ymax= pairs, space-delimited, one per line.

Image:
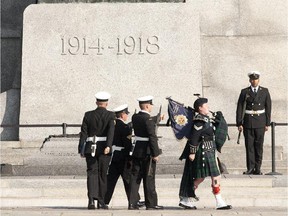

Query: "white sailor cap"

xmin=248 ymin=71 xmax=260 ymax=80
xmin=95 ymin=91 xmax=111 ymax=102
xmin=113 ymin=104 xmax=129 ymax=114
xmin=137 ymin=95 xmax=154 ymax=105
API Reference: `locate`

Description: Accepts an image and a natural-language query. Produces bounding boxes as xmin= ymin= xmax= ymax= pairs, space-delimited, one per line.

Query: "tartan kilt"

xmin=179 ymin=158 xmax=196 ymax=198
xmin=192 ymin=147 xmax=220 ymax=178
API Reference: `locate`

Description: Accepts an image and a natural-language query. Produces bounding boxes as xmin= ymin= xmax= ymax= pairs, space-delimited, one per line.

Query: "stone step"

xmin=1 ymin=143 xmax=284 ymax=162
xmin=0 ymin=175 xmax=287 ymax=208
xmin=4 ymin=162 xmax=287 ymax=176
xmin=2 ymin=160 xmax=287 ymax=176
xmin=1 ymin=140 xmax=286 ymax=175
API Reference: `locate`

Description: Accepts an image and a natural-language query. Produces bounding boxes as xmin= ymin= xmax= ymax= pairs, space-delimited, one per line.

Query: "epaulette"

xmin=193 ymin=114 xmax=209 ymax=123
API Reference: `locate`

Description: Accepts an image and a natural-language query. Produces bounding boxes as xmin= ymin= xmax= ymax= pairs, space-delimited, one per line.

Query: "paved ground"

xmin=1 ymin=174 xmax=287 ymax=215
xmin=1 ymin=206 xmax=287 ymax=216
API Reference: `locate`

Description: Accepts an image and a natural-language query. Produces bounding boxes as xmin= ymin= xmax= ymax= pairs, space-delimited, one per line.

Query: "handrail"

xmin=1 ymin=122 xmax=287 ymax=174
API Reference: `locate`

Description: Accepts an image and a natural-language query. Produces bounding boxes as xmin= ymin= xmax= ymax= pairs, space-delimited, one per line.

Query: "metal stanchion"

xmin=62 ymin=123 xmax=67 ymax=137
xmin=266 ymin=122 xmax=282 ymax=175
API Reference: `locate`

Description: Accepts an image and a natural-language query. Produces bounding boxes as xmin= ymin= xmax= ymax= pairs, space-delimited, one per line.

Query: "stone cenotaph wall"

xmin=20 ymin=4 xmax=201 ymax=141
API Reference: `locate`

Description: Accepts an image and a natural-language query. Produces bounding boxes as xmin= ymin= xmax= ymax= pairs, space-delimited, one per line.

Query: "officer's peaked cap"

xmin=95 ymin=91 xmax=111 ymax=102
xmin=137 ymin=95 xmax=154 ymax=105
xmin=248 ymin=71 xmax=260 ymax=80
xmin=113 ymin=104 xmax=129 ymax=114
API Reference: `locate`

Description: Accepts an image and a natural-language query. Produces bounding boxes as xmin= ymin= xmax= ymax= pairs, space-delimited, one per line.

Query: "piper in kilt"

xmin=187 ymin=98 xmax=232 ymax=210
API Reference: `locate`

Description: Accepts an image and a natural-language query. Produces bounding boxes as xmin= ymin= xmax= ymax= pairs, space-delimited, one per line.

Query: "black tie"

xmin=253 ymin=88 xmax=257 ymax=95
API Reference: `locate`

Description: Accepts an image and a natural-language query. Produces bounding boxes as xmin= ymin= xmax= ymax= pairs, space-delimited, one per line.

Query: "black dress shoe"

xmin=243 ymin=169 xmax=254 ymax=175
xmin=88 ymin=198 xmax=95 ymax=210
xmin=217 ymin=205 xmax=232 ymax=210
xmin=253 ymin=170 xmax=263 ymax=175
xmin=128 ymin=204 xmax=139 ymax=210
xmin=146 ymin=205 xmax=164 ymax=210
xmin=137 ymin=201 xmax=145 ymax=208
xmin=97 ymin=202 xmax=108 ymax=209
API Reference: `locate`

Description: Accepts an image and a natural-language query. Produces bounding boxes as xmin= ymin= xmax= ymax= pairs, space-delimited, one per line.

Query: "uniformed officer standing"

xmin=236 ymin=71 xmax=272 ymax=175
xmin=104 ymin=104 xmax=133 ymax=205
xmin=128 ymin=96 xmax=163 ymax=210
xmin=78 ymin=91 xmax=115 ymax=210
xmin=185 ymin=98 xmax=232 ymax=210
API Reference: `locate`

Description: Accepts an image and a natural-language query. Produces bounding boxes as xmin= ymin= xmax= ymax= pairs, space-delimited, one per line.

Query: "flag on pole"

xmin=166 ymin=97 xmax=194 ymax=140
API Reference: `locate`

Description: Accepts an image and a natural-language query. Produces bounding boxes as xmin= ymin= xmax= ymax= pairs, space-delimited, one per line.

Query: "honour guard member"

xmin=78 ymin=91 xmax=115 ymax=210
xmin=104 ymin=104 xmax=133 ymax=205
xmin=105 ymin=104 xmax=145 ymax=208
xmin=236 ymin=71 xmax=272 ymax=175
xmin=186 ymin=98 xmax=232 ymax=210
xmin=128 ymin=96 xmax=163 ymax=210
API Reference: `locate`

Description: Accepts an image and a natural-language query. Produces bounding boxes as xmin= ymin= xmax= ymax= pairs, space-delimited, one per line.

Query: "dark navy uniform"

xmin=104 ymin=118 xmax=132 ymax=205
xmin=236 ymin=85 xmax=271 ymax=174
xmin=129 ymin=111 xmax=161 ymax=209
xmin=78 ymin=106 xmax=115 ymax=208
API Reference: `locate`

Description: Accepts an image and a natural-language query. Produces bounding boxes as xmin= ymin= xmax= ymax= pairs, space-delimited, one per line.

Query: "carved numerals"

xmin=61 ymin=36 xmax=160 ymax=56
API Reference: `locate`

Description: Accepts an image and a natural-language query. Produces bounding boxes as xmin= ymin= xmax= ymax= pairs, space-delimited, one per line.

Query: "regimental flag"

xmin=167 ymin=97 xmax=194 ymax=140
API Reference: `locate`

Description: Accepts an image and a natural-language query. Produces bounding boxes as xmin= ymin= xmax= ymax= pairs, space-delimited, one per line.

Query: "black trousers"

xmin=105 ymin=159 xmax=131 ymax=204
xmin=179 ymin=158 xmax=196 ymax=198
xmin=243 ymin=127 xmax=265 ymax=171
xmin=85 ymin=154 xmax=111 ymax=204
xmin=129 ymin=156 xmax=158 ymax=208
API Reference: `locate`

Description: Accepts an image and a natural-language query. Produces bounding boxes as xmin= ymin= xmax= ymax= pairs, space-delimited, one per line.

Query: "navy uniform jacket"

xmin=236 ymin=86 xmax=271 ymax=128
xmin=132 ymin=111 xmax=161 ymax=158
xmin=112 ymin=119 xmax=132 ymax=162
xmin=78 ymin=107 xmax=115 ymax=155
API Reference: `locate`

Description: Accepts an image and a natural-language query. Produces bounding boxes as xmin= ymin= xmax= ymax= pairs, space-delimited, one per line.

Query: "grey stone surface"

xmin=1 ymin=175 xmax=287 ymax=210
xmin=0 ymin=39 xmax=22 ymax=92
xmin=1 ymin=0 xmax=37 ymax=38
xmin=201 ymin=36 xmax=288 ymax=124
xmin=0 ymin=89 xmax=20 ymax=140
xmin=39 ymin=0 xmax=184 ymax=2
xmin=20 ymin=3 xmax=201 ymax=141
xmin=1 ymin=0 xmax=36 ymax=140
xmin=188 ymin=0 xmax=288 ymax=36
xmin=0 ymin=207 xmax=287 ymax=216
xmin=1 ymin=0 xmax=287 ymax=156
xmin=1 ymin=140 xmax=286 ymax=175
xmin=238 ymin=0 xmax=287 ymax=35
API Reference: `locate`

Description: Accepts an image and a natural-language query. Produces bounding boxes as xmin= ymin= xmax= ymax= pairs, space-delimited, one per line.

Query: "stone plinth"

xmin=20 ymin=4 xmax=201 ymax=140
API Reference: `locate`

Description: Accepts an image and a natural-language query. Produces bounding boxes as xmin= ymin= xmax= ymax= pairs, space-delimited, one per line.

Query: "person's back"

xmin=81 ymin=107 xmax=115 ymax=155
xmin=131 ymin=112 xmax=151 ymax=158
xmin=78 ymin=91 xmax=115 ymax=210
xmin=128 ymin=96 xmax=163 ymax=210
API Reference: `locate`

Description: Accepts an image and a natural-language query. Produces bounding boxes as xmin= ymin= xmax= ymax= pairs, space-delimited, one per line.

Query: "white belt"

xmin=86 ymin=136 xmax=107 ymax=142
xmin=112 ymin=145 xmax=125 ymax=151
xmin=245 ymin=109 xmax=265 ymax=115
xmin=134 ymin=136 xmax=149 ymax=141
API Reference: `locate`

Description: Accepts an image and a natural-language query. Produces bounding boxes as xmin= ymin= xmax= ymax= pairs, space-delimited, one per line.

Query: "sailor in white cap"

xmin=236 ymin=71 xmax=272 ymax=175
xmin=95 ymin=91 xmax=111 ymax=102
xmin=247 ymin=71 xmax=261 ymax=80
xmin=128 ymin=96 xmax=163 ymax=210
xmin=137 ymin=95 xmax=154 ymax=105
xmin=104 ymin=104 xmax=131 ymax=205
xmin=104 ymin=104 xmax=146 ymax=208
xmin=78 ymin=91 xmax=115 ymax=210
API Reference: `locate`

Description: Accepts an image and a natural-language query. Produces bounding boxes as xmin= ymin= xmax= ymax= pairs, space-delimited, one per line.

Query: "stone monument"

xmin=20 ymin=4 xmax=201 ymax=142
